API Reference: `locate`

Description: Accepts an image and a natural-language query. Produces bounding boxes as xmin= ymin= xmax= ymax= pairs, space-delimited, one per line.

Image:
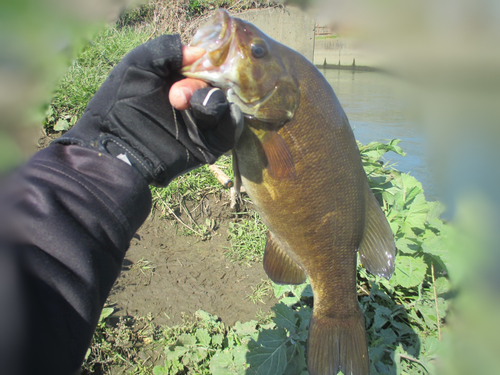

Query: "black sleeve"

xmin=0 ymin=144 xmax=151 ymax=375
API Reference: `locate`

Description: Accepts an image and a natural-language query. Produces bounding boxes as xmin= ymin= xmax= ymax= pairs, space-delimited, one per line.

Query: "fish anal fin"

xmin=359 ymin=184 xmax=397 ymax=280
xmin=263 ymin=231 xmax=305 ymax=285
xmin=307 ymin=309 xmax=369 ymax=375
xmin=261 ymin=131 xmax=296 ymax=180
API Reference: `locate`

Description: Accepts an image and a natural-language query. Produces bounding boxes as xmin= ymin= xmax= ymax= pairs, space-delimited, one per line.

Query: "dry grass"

xmin=132 ymin=0 xmax=282 ymax=43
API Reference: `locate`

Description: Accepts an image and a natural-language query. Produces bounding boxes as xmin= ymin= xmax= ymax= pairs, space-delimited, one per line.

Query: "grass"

xmin=247 ymin=279 xmax=274 ymax=304
xmin=226 ymin=210 xmax=267 ymax=263
xmin=44 ymin=25 xmax=156 ymax=132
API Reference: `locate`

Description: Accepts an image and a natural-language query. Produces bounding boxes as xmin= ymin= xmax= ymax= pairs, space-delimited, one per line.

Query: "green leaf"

xmin=415 ymin=302 xmax=443 ymax=330
xmin=421 ymin=234 xmax=449 ymax=266
xmin=373 ymin=304 xmax=392 ymax=330
xmin=54 ymin=119 xmax=70 ymax=131
xmin=196 ymin=328 xmax=211 ymax=347
xmin=390 ymin=256 xmax=427 ymax=288
xmin=401 ymin=194 xmax=429 ymax=236
xmin=178 ymin=333 xmax=196 ymax=346
xmin=380 ymin=328 xmax=398 ymax=345
xmin=284 ymin=343 xmax=307 ymax=375
xmin=233 ymin=320 xmax=259 ymax=341
xmin=273 ymin=303 xmax=298 ymax=332
xmin=99 ymin=307 xmax=114 ymax=321
xmin=210 ymin=346 xmax=249 ymax=375
xmin=273 ymin=284 xmax=293 ymax=298
xmin=434 ymin=277 xmax=451 ymax=296
xmin=212 ymin=334 xmax=224 ymax=347
xmin=396 ymin=237 xmax=420 ymax=254
xmin=247 ymin=329 xmax=288 ymax=375
xmin=280 ymin=296 xmax=300 ymax=306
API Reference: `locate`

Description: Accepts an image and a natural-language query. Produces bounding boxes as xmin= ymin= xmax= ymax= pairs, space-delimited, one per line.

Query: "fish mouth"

xmin=182 ymin=10 xmax=267 ymax=114
xmin=182 ymin=9 xmax=234 ymax=77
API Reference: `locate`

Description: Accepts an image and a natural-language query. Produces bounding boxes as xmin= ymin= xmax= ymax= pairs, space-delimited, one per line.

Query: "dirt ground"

xmin=109 ymin=195 xmax=277 ymax=327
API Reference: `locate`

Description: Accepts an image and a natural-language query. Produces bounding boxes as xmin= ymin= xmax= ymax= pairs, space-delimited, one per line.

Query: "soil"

xmin=109 ymin=194 xmax=276 ymax=327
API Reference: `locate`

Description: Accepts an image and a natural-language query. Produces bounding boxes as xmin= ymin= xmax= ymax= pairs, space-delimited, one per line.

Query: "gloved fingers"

xmin=169 ymin=78 xmax=209 ymax=110
xmin=182 ymin=87 xmax=243 ymax=157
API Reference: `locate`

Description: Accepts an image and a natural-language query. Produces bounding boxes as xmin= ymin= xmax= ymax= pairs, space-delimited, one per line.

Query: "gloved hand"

xmin=53 ymin=34 xmax=242 ymax=186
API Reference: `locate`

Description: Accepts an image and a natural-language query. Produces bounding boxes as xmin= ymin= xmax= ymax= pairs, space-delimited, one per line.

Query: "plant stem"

xmin=431 ymin=264 xmax=442 ymax=340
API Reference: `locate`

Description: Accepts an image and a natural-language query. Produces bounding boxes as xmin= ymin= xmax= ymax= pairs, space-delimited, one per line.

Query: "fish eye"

xmin=251 ymin=42 xmax=268 ymax=59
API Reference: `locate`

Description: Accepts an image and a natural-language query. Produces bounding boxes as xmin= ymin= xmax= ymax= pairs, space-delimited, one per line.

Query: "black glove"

xmin=53 ymin=34 xmax=242 ymax=186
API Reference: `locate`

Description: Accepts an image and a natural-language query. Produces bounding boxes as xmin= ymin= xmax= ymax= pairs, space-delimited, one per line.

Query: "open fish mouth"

xmin=182 ymin=9 xmax=270 ymax=116
xmin=182 ymin=9 xmax=299 ymax=124
xmin=182 ymin=9 xmax=235 ymax=83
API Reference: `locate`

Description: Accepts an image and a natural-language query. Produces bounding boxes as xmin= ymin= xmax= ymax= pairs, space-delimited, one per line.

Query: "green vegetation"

xmin=43 ymin=25 xmax=155 ymax=132
xmin=84 ymin=139 xmax=449 ymax=375
xmin=42 ymin=4 xmax=450 ymax=375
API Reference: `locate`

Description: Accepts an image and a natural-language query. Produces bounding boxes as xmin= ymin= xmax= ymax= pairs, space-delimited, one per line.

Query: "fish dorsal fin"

xmin=263 ymin=231 xmax=306 ymax=285
xmin=261 ymin=131 xmax=296 ymax=180
xmin=359 ymin=184 xmax=396 ymax=280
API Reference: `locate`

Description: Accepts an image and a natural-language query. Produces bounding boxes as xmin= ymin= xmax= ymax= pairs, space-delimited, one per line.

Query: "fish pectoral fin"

xmin=358 ymin=184 xmax=397 ymax=280
xmin=263 ymin=231 xmax=306 ymax=285
xmin=261 ymin=131 xmax=296 ymax=180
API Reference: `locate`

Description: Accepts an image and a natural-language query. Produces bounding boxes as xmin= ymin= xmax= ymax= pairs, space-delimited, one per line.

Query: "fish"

xmin=183 ymin=9 xmax=396 ymax=375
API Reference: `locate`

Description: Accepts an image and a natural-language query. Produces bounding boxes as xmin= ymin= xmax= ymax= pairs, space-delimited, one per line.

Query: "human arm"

xmin=0 ymin=34 xmax=239 ymax=375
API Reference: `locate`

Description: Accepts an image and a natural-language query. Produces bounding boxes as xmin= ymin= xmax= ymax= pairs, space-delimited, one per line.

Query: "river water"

xmin=320 ymin=68 xmax=436 ymax=201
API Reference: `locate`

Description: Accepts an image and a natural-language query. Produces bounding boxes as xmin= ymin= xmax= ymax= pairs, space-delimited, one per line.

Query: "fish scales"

xmin=183 ymin=9 xmax=396 ymax=375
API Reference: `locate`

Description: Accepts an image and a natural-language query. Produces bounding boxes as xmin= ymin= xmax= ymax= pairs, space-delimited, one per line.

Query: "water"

xmin=320 ymin=68 xmax=437 ymax=201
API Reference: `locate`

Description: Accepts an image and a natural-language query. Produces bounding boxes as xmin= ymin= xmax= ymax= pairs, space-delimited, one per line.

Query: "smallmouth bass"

xmin=183 ymin=9 xmax=396 ymax=375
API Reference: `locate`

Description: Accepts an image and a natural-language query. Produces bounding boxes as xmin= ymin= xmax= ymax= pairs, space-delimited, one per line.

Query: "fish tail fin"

xmin=307 ymin=310 xmax=369 ymax=375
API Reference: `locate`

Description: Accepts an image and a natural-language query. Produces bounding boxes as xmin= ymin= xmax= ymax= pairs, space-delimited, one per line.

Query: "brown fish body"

xmin=184 ymin=10 xmax=396 ymax=375
xmin=235 ymin=47 xmax=370 ymax=374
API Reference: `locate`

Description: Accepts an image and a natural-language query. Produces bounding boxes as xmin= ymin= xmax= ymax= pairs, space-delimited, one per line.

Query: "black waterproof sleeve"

xmin=0 ymin=144 xmax=151 ymax=375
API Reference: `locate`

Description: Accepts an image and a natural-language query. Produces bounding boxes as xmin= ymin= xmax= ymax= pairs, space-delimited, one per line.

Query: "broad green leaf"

xmin=212 ymin=334 xmax=224 ymax=347
xmin=292 ymin=282 xmax=313 ymax=298
xmin=373 ymin=304 xmax=393 ymax=330
xmin=380 ymin=328 xmax=397 ymax=345
xmin=391 ymin=320 xmax=415 ymax=337
xmin=247 ymin=329 xmax=288 ymax=375
xmin=196 ymin=328 xmax=211 ymax=347
xmin=210 ymin=347 xmax=249 ymax=375
xmin=233 ymin=320 xmax=259 ymax=341
xmin=421 ymin=234 xmax=449 ymax=265
xmin=273 ymin=303 xmax=298 ymax=332
xmin=417 ymin=303 xmax=437 ymax=329
xmin=401 ymin=193 xmax=429 ymax=236
xmin=434 ymin=277 xmax=451 ymax=296
xmin=273 ymin=284 xmax=293 ymax=298
xmin=178 ymin=333 xmax=196 ymax=346
xmin=396 ymin=237 xmax=420 ymax=254
xmin=210 ymin=351 xmax=236 ymax=375
xmin=297 ymin=307 xmax=312 ymax=331
xmin=153 ymin=366 xmax=169 ymax=375
xmin=195 ymin=309 xmax=219 ymax=323
xmin=54 ymin=119 xmax=70 ymax=131
xmin=390 ymin=256 xmax=427 ymax=288
xmin=280 ymin=296 xmax=300 ymax=306
xmin=166 ymin=345 xmax=187 ymax=361
xmin=284 ymin=343 xmax=307 ymax=375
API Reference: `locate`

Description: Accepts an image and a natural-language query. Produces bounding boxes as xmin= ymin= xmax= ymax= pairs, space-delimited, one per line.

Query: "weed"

xmin=131 ymin=258 xmax=156 ymax=277
xmin=226 ymin=210 xmax=267 ymax=263
xmin=247 ymin=279 xmax=273 ymax=304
